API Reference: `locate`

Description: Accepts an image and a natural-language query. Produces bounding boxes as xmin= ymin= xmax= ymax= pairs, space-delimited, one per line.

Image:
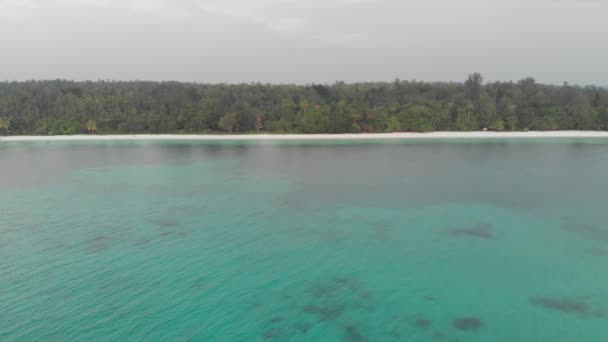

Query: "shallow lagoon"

xmin=1 ymin=138 xmax=607 ymax=341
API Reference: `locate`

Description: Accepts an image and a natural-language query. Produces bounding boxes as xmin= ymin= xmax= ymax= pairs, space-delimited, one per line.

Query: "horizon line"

xmin=1 ymin=78 xmax=606 ymax=88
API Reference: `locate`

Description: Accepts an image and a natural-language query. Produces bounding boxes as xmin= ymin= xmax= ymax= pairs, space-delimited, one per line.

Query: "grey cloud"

xmin=0 ymin=0 xmax=606 ymax=85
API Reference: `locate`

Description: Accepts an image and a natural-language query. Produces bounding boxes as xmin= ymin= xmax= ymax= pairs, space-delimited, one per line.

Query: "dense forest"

xmin=1 ymin=74 xmax=607 ymax=135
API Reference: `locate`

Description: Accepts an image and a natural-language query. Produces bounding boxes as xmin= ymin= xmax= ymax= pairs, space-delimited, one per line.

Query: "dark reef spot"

xmin=592 ymin=309 xmax=605 ymax=318
xmin=153 ymin=217 xmax=179 ymax=228
xmin=86 ymin=235 xmax=112 ymax=253
xmin=281 ymin=294 xmax=292 ymax=300
xmin=352 ymin=302 xmax=375 ymax=312
xmin=561 ymin=221 xmax=608 ymax=241
xmin=390 ymin=333 xmax=401 ymax=339
xmin=589 ymin=248 xmax=607 ymax=256
xmin=415 ymin=318 xmax=430 ymax=328
xmin=303 ymin=304 xmax=318 ymax=313
xmin=387 ymin=328 xmax=401 ymax=339
xmin=131 ymin=238 xmax=152 ymax=247
xmin=530 ymin=296 xmax=590 ymax=314
xmin=262 ymin=328 xmax=284 ymax=340
xmin=321 ymin=305 xmax=345 ymax=321
xmin=158 ymin=231 xmax=187 ymax=239
xmin=360 ymin=291 xmax=373 ymax=300
xmin=303 ymin=304 xmax=345 ymax=322
xmin=432 ymin=332 xmax=445 ymax=340
xmin=295 ymin=322 xmax=312 ymax=334
xmin=190 ymin=281 xmax=206 ymax=292
xmin=373 ymin=219 xmax=392 ymax=229
xmin=453 ymin=317 xmax=483 ymax=331
xmin=448 ymin=224 xmax=494 ymax=239
xmin=181 ymin=205 xmax=206 ymax=216
xmin=274 ymin=197 xmax=310 ymax=211
xmin=46 ymin=241 xmax=70 ymax=251
xmin=247 ymin=297 xmax=262 ymax=311
xmin=311 ymin=277 xmax=361 ymax=298
xmin=372 ymin=222 xmax=392 ymax=241
xmin=344 ymin=325 xmax=367 ymax=342
xmin=313 ymin=286 xmax=336 ymax=298
xmin=322 ymin=230 xmax=348 ymax=242
xmin=251 ymin=210 xmax=266 ymax=218
xmin=335 ymin=277 xmax=350 ymax=284
xmin=270 ymin=316 xmax=283 ymax=323
xmin=424 ymin=296 xmax=435 ymax=301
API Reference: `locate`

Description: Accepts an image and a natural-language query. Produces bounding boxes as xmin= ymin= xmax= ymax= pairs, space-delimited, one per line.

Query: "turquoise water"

xmin=1 ymin=139 xmax=608 ymax=341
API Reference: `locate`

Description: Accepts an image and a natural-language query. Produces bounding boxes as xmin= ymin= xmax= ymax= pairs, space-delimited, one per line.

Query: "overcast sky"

xmin=0 ymin=0 xmax=606 ymax=85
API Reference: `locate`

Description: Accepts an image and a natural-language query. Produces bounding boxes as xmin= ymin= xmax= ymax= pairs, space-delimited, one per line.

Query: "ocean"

xmin=1 ymin=138 xmax=607 ymax=341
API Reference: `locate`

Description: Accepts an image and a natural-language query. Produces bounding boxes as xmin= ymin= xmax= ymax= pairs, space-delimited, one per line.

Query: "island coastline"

xmin=2 ymin=131 xmax=608 ymax=142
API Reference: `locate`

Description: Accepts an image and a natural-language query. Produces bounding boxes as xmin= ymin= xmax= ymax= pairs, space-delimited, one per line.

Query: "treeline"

xmin=1 ymin=74 xmax=607 ymax=135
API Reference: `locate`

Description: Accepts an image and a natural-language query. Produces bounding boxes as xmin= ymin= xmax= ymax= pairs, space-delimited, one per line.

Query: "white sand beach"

xmin=2 ymin=131 xmax=608 ymax=142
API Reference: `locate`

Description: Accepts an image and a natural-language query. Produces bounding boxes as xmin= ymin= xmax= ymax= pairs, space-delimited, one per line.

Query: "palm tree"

xmin=218 ymin=112 xmax=237 ymax=134
xmin=0 ymin=117 xmax=10 ymax=136
xmin=85 ymin=119 xmax=97 ymax=134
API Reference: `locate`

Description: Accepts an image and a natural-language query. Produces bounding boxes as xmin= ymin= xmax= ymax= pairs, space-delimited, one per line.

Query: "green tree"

xmin=477 ymin=94 xmax=498 ymax=129
xmin=539 ymin=115 xmax=559 ymax=130
xmin=329 ymin=97 xmax=354 ymax=133
xmin=456 ymin=101 xmax=479 ymax=131
xmin=555 ymin=108 xmax=574 ymax=129
xmin=488 ymin=118 xmax=505 ymax=131
xmin=0 ymin=116 xmax=10 ymax=135
xmin=85 ymin=119 xmax=97 ymax=134
xmin=300 ymin=105 xmax=330 ymax=133
xmin=399 ymin=105 xmax=435 ymax=132
xmin=465 ymin=73 xmax=484 ymax=101
xmin=598 ymin=106 xmax=608 ymax=129
xmin=387 ymin=116 xmax=401 ymax=132
xmin=218 ymin=112 xmax=237 ymax=133
xmin=569 ymin=96 xmax=597 ymax=130
xmin=269 ymin=118 xmax=293 ymax=133
xmin=497 ymin=97 xmax=518 ymax=131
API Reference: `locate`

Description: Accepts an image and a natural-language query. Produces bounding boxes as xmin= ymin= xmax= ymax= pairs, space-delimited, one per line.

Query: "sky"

xmin=0 ymin=0 xmax=606 ymax=85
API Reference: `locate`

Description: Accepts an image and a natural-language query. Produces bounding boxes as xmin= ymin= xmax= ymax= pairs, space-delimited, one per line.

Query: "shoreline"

xmin=2 ymin=131 xmax=608 ymax=142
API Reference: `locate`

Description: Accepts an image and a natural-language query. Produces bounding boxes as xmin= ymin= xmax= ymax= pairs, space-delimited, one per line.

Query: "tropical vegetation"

xmin=1 ymin=74 xmax=607 ymax=135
